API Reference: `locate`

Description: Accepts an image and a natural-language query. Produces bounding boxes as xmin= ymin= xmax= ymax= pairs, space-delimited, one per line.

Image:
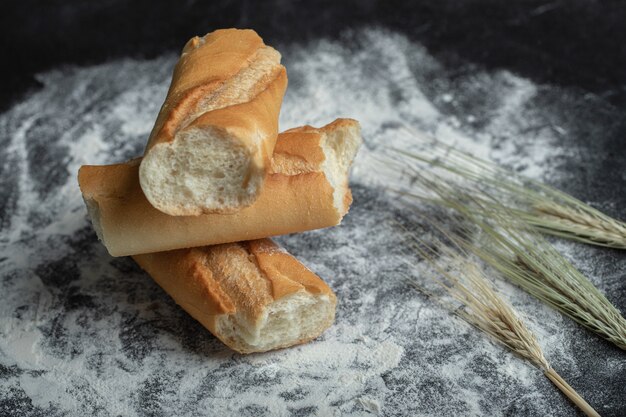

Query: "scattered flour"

xmin=1 ymin=27 xmax=622 ymax=417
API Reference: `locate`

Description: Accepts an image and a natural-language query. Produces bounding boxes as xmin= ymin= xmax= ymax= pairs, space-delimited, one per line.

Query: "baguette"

xmin=139 ymin=28 xmax=288 ymax=216
xmin=79 ymin=119 xmax=362 ymax=257
xmin=133 ymin=238 xmax=337 ymax=353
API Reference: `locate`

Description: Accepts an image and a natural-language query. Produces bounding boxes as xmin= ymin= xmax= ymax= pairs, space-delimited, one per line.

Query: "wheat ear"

xmin=393 ymin=169 xmax=626 ymax=350
xmin=387 ymin=124 xmax=626 ymax=249
xmin=403 ymin=229 xmax=601 ymax=417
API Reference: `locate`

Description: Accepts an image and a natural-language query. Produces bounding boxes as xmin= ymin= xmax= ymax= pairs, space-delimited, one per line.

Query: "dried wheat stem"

xmin=393 ymin=161 xmax=626 ymax=349
xmin=544 ymin=368 xmax=601 ymax=417
xmin=385 ymin=129 xmax=626 ymax=249
xmin=405 ymin=236 xmax=602 ymax=417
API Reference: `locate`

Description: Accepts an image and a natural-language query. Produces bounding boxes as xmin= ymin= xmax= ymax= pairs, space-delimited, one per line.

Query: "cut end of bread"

xmin=216 ymin=291 xmax=336 ymax=354
xmin=140 ymin=34 xmax=285 ymax=216
xmin=320 ymin=119 xmax=363 ymax=216
xmin=139 ymin=127 xmax=264 ymax=216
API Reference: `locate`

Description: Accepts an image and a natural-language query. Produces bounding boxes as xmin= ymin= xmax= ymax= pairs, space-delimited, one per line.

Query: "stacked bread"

xmin=78 ymin=29 xmax=362 ymax=354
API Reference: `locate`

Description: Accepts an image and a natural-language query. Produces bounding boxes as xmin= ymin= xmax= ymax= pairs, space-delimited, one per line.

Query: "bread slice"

xmin=140 ymin=28 xmax=288 ymax=216
xmin=133 ymin=238 xmax=337 ymax=354
xmin=78 ymin=119 xmax=362 ymax=257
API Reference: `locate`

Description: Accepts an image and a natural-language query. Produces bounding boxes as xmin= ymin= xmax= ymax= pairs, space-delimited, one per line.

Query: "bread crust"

xmin=79 ymin=119 xmax=361 ymax=257
xmin=140 ymin=29 xmax=288 ymax=216
xmin=133 ymin=238 xmax=337 ymax=354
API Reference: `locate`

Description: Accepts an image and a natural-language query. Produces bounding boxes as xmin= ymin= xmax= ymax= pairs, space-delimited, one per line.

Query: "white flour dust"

xmin=1 ymin=27 xmax=620 ymax=417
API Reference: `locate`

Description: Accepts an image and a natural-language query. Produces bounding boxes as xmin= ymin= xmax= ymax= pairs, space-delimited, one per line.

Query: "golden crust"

xmin=78 ymin=120 xmax=359 ymax=257
xmin=187 ymin=66 xmax=288 ymax=169
xmin=133 ymin=249 xmax=237 ymax=317
xmin=318 ymin=118 xmax=360 ymax=134
xmin=146 ymin=28 xmax=268 ymax=150
xmin=132 ymin=238 xmax=337 ymax=354
xmin=245 ymin=239 xmax=335 ymax=300
xmin=140 ymin=28 xmax=288 ymax=215
xmin=283 ymin=118 xmax=359 ymax=136
xmin=80 ymin=165 xmax=338 ymax=256
xmin=269 ymin=129 xmax=326 ymax=175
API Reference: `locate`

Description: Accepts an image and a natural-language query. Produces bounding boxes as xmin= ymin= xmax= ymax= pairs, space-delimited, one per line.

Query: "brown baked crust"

xmin=78 ymin=119 xmax=360 ymax=257
xmin=140 ymin=28 xmax=288 ymax=215
xmin=185 ymin=68 xmax=287 ymax=169
xmin=132 ymin=238 xmax=336 ymax=354
xmin=245 ymin=239 xmax=333 ymax=299
xmin=145 ymin=28 xmax=282 ymax=151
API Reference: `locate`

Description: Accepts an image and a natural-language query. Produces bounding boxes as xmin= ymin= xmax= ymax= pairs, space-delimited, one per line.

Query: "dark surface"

xmin=1 ymin=2 xmax=625 ymax=416
xmin=3 ymin=1 xmax=626 ymax=111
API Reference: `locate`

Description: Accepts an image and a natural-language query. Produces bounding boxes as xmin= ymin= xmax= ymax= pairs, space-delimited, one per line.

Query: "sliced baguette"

xmin=140 ymin=28 xmax=288 ymax=216
xmin=133 ymin=238 xmax=337 ymax=354
xmin=79 ymin=119 xmax=362 ymax=257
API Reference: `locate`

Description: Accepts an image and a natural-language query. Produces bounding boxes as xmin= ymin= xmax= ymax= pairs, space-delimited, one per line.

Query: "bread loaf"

xmin=139 ymin=28 xmax=288 ymax=216
xmin=79 ymin=119 xmax=362 ymax=257
xmin=133 ymin=238 xmax=337 ymax=353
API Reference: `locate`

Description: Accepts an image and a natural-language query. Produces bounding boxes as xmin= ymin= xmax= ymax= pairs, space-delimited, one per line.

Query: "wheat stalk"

xmin=395 ymin=170 xmax=626 ymax=350
xmin=403 ymin=231 xmax=600 ymax=417
xmin=387 ymin=125 xmax=626 ymax=249
xmin=531 ymin=202 xmax=626 ymax=248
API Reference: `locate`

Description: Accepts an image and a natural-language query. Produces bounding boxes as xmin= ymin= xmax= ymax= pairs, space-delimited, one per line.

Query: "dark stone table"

xmin=1 ymin=2 xmax=625 ymax=416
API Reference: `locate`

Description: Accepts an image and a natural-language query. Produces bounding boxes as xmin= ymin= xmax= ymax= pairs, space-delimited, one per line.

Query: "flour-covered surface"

xmin=1 ymin=28 xmax=625 ymax=416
